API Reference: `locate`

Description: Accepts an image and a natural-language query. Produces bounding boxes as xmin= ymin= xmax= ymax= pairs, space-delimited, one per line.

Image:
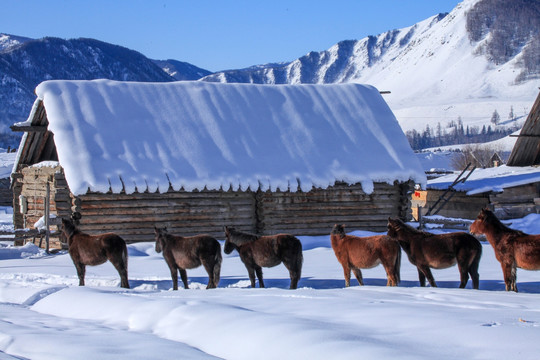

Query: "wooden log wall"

xmin=0 ymin=178 xmax=13 ymax=207
xmin=490 ymin=182 xmax=540 ymax=219
xmin=12 ymin=164 xmax=72 ymax=230
xmin=14 ymin=164 xmax=413 ymax=242
xmin=76 ymin=190 xmax=258 ymax=242
xmin=74 ymin=181 xmax=412 ymax=241
xmin=424 ymin=190 xmax=490 ymax=220
xmin=258 ymin=181 xmax=412 ymax=235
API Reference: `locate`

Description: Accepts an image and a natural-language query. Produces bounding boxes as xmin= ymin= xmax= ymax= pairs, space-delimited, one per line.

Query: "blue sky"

xmin=2 ymin=0 xmax=462 ymax=72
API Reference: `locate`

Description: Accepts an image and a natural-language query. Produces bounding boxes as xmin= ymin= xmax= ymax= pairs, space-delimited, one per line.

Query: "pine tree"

xmin=491 ymin=110 xmax=500 ymax=125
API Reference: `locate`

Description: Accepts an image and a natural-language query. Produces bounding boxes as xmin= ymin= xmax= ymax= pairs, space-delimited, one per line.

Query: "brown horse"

xmin=224 ymin=226 xmax=303 ymax=289
xmin=470 ymin=208 xmax=540 ymax=292
xmin=61 ymin=218 xmax=129 ymax=288
xmin=331 ymin=224 xmax=401 ymax=287
xmin=154 ymin=227 xmax=222 ymax=290
xmin=387 ymin=217 xmax=482 ymax=289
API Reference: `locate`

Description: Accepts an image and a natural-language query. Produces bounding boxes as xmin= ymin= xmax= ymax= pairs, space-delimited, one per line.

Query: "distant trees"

xmin=465 ymin=0 xmax=540 ymax=81
xmin=406 ymin=119 xmax=518 ymax=151
xmin=491 ymin=110 xmax=500 ymax=125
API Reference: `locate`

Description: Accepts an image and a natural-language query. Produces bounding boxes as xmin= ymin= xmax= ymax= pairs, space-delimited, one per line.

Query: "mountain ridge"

xmin=200 ymin=0 xmax=539 ymax=137
xmin=0 ymin=0 xmax=538 ymax=149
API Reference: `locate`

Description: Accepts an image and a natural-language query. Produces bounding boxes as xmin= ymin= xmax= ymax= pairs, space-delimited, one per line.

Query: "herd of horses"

xmin=60 ymin=207 xmax=540 ymax=293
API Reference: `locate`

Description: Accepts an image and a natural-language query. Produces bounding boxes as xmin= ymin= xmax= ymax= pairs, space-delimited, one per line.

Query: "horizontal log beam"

xmin=10 ymin=125 xmax=48 ymax=132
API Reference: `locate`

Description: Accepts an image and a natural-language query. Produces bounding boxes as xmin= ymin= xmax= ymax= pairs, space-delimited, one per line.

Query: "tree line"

xmin=406 ymin=118 xmax=519 ymax=150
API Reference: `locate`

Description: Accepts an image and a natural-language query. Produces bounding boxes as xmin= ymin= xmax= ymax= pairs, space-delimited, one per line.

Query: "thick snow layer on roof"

xmin=35 ymin=80 xmax=425 ymax=195
xmin=428 ymin=165 xmax=540 ymax=195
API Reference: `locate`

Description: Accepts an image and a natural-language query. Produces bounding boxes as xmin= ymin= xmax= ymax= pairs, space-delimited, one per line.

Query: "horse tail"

xmin=469 ymin=239 xmax=482 ymax=289
xmin=296 ymin=239 xmax=303 ymax=279
xmin=395 ymin=246 xmax=401 ymax=284
xmin=213 ymin=248 xmax=222 ymax=286
xmin=122 ymin=241 xmax=129 ymax=269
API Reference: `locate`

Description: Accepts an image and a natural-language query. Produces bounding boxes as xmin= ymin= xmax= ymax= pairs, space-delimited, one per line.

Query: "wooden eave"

xmin=507 ymin=91 xmax=540 ymax=167
xmin=13 ymin=100 xmax=59 ymax=172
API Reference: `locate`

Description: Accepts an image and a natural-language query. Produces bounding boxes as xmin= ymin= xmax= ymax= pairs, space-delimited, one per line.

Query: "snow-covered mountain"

xmin=0 ymin=33 xmax=31 ymax=51
xmin=0 ymin=36 xmax=212 ymax=147
xmin=202 ymin=0 xmax=539 ymax=135
xmin=0 ymin=0 xmax=538 ymax=149
xmin=152 ymin=59 xmax=212 ymax=81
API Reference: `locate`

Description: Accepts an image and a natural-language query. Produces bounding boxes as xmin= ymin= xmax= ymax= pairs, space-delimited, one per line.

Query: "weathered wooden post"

xmin=45 ymin=180 xmax=50 ymax=253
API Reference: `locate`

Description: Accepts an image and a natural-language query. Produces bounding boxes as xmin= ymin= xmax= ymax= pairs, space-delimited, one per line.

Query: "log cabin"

xmin=11 ymin=80 xmax=425 ymax=242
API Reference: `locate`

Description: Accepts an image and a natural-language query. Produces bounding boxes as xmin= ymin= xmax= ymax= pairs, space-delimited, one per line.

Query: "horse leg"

xmin=201 ymin=259 xmax=217 ymax=289
xmin=283 ymin=259 xmax=301 ymax=290
xmin=342 ymin=264 xmax=352 ymax=287
xmin=381 ymin=256 xmax=398 ymax=286
xmin=168 ymin=263 xmax=179 ymax=290
xmin=501 ymin=262 xmax=518 ymax=292
xmin=110 ymin=256 xmax=130 ymax=289
xmin=457 ymin=261 xmax=470 ymax=289
xmin=351 ymin=267 xmax=364 ymax=286
xmin=255 ymin=265 xmax=264 ymax=288
xmin=469 ymin=252 xmax=481 ymax=290
xmin=418 ymin=266 xmax=437 ymax=287
xmin=179 ymin=268 xmax=189 ymax=289
xmin=75 ymin=262 xmax=86 ymax=286
xmin=245 ymin=265 xmax=257 ymax=288
xmin=466 ymin=252 xmax=481 ymax=290
xmin=417 ymin=268 xmax=426 ymax=287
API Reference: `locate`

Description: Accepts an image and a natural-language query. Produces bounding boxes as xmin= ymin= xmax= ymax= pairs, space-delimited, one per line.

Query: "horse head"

xmin=154 ymin=226 xmax=168 ymax=253
xmin=331 ymin=224 xmax=346 ymax=238
xmin=61 ymin=217 xmax=78 ymax=240
xmin=223 ymin=226 xmax=237 ymax=254
xmin=387 ymin=217 xmax=407 ymax=240
xmin=470 ymin=207 xmax=497 ymax=235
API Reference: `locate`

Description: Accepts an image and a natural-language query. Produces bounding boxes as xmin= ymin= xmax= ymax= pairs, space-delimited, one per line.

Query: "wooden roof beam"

xmin=10 ymin=124 xmax=48 ymax=132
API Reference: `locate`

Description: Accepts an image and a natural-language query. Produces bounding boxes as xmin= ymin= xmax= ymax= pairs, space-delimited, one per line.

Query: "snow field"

xmin=1 ymin=216 xmax=539 ymax=359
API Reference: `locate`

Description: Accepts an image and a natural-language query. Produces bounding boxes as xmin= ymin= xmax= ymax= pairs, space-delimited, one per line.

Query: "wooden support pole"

xmin=417 ymin=205 xmax=423 ymax=229
xmin=45 ymin=181 xmax=50 ymax=253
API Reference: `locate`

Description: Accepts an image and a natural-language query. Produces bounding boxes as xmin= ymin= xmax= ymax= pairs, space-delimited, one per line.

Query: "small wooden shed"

xmin=423 ymin=165 xmax=540 ymax=220
xmin=418 ymin=92 xmax=540 ymax=221
xmin=11 ymin=80 xmax=425 ymax=241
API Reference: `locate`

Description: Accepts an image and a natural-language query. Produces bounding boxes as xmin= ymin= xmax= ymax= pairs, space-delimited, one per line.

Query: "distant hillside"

xmin=201 ymin=0 xmax=540 ymax=143
xmin=1 ymin=0 xmax=538 ymax=150
xmin=152 ymin=59 xmax=212 ymax=81
xmin=0 ymin=36 xmax=211 ymax=148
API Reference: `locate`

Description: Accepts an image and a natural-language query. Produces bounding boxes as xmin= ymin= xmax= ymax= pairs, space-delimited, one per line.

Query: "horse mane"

xmin=62 ymin=218 xmax=81 ymax=238
xmin=482 ymin=209 xmax=527 ymax=236
xmin=226 ymin=227 xmax=259 ymax=246
xmin=389 ymin=218 xmax=432 ymax=237
xmin=331 ymin=224 xmax=346 ymax=238
xmin=154 ymin=227 xmax=175 ymax=242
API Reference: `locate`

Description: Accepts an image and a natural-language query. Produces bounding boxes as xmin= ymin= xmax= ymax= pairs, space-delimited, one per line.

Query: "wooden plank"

xmin=79 ymin=198 xmax=255 ymax=210
xmin=10 ymin=125 xmax=48 ymax=132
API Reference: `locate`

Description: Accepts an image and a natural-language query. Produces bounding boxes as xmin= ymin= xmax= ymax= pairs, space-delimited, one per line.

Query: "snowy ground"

xmin=1 ymin=208 xmax=539 ymax=360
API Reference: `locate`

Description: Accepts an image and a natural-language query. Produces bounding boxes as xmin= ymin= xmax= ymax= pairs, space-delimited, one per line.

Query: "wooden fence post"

xmin=45 ymin=180 xmax=50 ymax=253
xmin=417 ymin=205 xmax=423 ymax=229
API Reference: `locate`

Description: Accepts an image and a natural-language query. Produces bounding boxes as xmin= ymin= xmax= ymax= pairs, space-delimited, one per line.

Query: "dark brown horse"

xmin=224 ymin=226 xmax=303 ymax=289
xmin=154 ymin=227 xmax=222 ymax=290
xmin=61 ymin=218 xmax=129 ymax=288
xmin=331 ymin=224 xmax=401 ymax=287
xmin=387 ymin=217 xmax=482 ymax=289
xmin=470 ymin=208 xmax=540 ymax=292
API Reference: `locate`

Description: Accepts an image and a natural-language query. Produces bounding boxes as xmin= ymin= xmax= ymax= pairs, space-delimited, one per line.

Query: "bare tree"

xmin=451 ymin=144 xmax=503 ymax=170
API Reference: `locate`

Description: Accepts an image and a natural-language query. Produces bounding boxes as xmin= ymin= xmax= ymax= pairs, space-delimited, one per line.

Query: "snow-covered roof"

xmin=428 ymin=165 xmax=540 ymax=195
xmin=31 ymin=79 xmax=425 ymax=195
